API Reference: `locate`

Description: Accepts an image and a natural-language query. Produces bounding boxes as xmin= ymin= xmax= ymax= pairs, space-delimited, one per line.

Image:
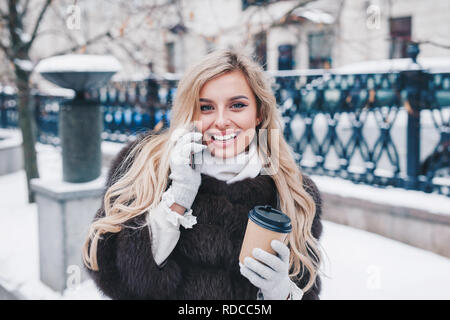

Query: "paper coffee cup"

xmin=239 ymin=205 xmax=292 ymax=264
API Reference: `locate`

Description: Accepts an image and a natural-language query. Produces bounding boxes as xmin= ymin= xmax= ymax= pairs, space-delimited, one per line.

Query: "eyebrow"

xmin=199 ymin=95 xmax=249 ymax=103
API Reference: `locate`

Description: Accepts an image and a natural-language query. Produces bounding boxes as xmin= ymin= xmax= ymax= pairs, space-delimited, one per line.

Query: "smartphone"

xmin=190 ymin=126 xmax=199 ymax=169
xmin=190 ymin=150 xmax=196 ymax=170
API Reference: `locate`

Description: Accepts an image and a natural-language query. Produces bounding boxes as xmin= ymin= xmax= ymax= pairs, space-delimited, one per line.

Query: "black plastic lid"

xmin=248 ymin=205 xmax=292 ymax=233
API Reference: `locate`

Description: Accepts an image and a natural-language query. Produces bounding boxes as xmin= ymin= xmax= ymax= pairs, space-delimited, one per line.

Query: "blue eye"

xmin=200 ymin=105 xmax=213 ymax=111
xmin=232 ymin=103 xmax=247 ymax=109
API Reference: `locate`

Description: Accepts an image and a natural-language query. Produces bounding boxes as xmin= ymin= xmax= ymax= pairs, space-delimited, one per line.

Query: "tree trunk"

xmin=16 ymin=69 xmax=39 ymax=203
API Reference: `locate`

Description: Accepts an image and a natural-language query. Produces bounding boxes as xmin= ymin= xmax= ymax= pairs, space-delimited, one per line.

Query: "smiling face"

xmin=194 ymin=70 xmax=261 ymax=159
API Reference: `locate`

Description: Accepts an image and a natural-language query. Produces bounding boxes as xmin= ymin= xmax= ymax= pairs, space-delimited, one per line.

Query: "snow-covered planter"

xmin=35 ymin=54 xmax=121 ymax=92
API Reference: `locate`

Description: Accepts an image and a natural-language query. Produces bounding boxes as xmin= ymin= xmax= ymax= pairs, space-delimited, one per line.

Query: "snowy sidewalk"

xmin=320 ymin=221 xmax=450 ymax=299
xmin=0 ymin=143 xmax=449 ymax=299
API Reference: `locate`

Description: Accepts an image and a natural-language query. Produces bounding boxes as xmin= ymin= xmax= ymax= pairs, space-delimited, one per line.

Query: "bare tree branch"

xmin=0 ymin=40 xmax=12 ymax=60
xmin=26 ymin=0 xmax=52 ymax=50
xmin=7 ymin=0 xmax=23 ymax=56
xmin=41 ymin=30 xmax=113 ymax=58
xmin=48 ymin=2 xmax=169 ymax=56
xmin=29 ymin=28 xmax=69 ymax=42
xmin=19 ymin=0 xmax=31 ymax=19
xmin=114 ymin=39 xmax=148 ymax=67
xmin=0 ymin=8 xmax=8 ymax=21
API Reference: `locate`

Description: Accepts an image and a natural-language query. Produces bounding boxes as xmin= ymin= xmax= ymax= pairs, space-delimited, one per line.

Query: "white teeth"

xmin=213 ymin=133 xmax=237 ymax=141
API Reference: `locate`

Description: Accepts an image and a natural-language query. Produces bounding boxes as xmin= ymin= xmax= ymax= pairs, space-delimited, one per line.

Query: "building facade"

xmin=151 ymin=0 xmax=450 ymax=76
xmin=13 ymin=0 xmax=449 ymax=85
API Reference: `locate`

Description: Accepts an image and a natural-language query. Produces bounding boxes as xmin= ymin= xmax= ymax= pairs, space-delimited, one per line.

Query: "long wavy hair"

xmin=82 ymin=49 xmax=322 ymax=292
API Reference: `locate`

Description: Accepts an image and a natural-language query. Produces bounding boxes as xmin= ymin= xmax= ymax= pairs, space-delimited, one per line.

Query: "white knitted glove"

xmin=240 ymin=240 xmax=303 ymax=300
xmin=168 ymin=128 xmax=206 ymax=210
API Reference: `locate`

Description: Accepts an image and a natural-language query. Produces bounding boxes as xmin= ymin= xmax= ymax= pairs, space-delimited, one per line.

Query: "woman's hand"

xmin=240 ymin=240 xmax=292 ymax=300
xmin=168 ymin=128 xmax=207 ymax=211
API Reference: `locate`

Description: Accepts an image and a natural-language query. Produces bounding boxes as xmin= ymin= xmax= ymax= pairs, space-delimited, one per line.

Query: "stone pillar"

xmin=32 ymin=54 xmax=120 ymax=292
xmin=31 ymin=176 xmax=105 ymax=293
xmin=60 ymin=97 xmax=102 ymax=182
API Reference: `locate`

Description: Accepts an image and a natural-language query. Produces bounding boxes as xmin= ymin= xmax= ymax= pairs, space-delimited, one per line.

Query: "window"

xmin=389 ymin=16 xmax=412 ymax=59
xmin=308 ymin=31 xmax=333 ymax=69
xmin=278 ymin=44 xmax=295 ymax=70
xmin=254 ymin=31 xmax=267 ymax=70
xmin=165 ymin=42 xmax=175 ymax=73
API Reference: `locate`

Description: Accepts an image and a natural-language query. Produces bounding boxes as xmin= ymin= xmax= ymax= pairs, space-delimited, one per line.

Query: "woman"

xmin=83 ymin=49 xmax=323 ymax=300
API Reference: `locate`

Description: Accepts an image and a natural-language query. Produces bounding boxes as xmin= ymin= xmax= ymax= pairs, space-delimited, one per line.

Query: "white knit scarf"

xmin=200 ymin=136 xmax=262 ymax=184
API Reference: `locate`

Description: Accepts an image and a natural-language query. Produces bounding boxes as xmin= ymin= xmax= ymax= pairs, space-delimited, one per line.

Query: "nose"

xmin=213 ymin=109 xmax=232 ymax=130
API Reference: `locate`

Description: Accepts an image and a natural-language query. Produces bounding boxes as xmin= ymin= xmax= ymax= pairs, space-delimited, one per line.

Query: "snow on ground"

xmin=320 ymin=221 xmax=450 ymax=300
xmin=0 ymin=143 xmax=105 ymax=300
xmin=311 ymin=175 xmax=450 ymax=216
xmin=0 ymin=143 xmax=449 ymax=300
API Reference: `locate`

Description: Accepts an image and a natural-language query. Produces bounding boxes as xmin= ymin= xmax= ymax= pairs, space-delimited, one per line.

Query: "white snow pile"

xmin=35 ymin=54 xmax=121 ymax=73
xmin=0 ymin=130 xmax=22 ymax=149
xmin=14 ymin=59 xmax=33 ymax=72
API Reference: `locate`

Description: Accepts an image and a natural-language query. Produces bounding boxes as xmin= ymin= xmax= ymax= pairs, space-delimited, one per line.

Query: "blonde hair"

xmin=83 ymin=49 xmax=322 ymax=292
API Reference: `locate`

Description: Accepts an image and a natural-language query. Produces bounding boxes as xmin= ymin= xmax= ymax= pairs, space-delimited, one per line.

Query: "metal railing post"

xmin=0 ymin=90 xmax=5 ymax=128
xmin=399 ymin=43 xmax=428 ymax=190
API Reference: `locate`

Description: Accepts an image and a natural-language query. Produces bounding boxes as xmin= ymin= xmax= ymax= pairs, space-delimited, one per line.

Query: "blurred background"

xmin=0 ymin=0 xmax=449 ymax=300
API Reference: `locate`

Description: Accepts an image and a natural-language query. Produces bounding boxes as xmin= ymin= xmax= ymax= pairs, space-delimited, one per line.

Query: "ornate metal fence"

xmin=272 ymin=70 xmax=449 ymax=196
xmin=1 ymin=68 xmax=448 ymax=195
xmin=94 ymin=76 xmax=175 ymax=142
xmin=0 ymin=88 xmax=69 ymax=145
xmin=0 ymin=87 xmax=19 ymax=129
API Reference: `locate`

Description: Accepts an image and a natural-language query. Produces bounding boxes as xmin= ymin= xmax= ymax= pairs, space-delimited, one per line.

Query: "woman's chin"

xmin=208 ymin=144 xmax=243 ymax=159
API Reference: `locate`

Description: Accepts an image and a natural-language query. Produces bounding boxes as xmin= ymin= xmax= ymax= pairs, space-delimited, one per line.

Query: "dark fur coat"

xmin=87 ymin=133 xmax=323 ymax=300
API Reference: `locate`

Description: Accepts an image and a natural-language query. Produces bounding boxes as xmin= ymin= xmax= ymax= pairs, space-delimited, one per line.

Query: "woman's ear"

xmin=256 ymin=118 xmax=262 ymax=129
